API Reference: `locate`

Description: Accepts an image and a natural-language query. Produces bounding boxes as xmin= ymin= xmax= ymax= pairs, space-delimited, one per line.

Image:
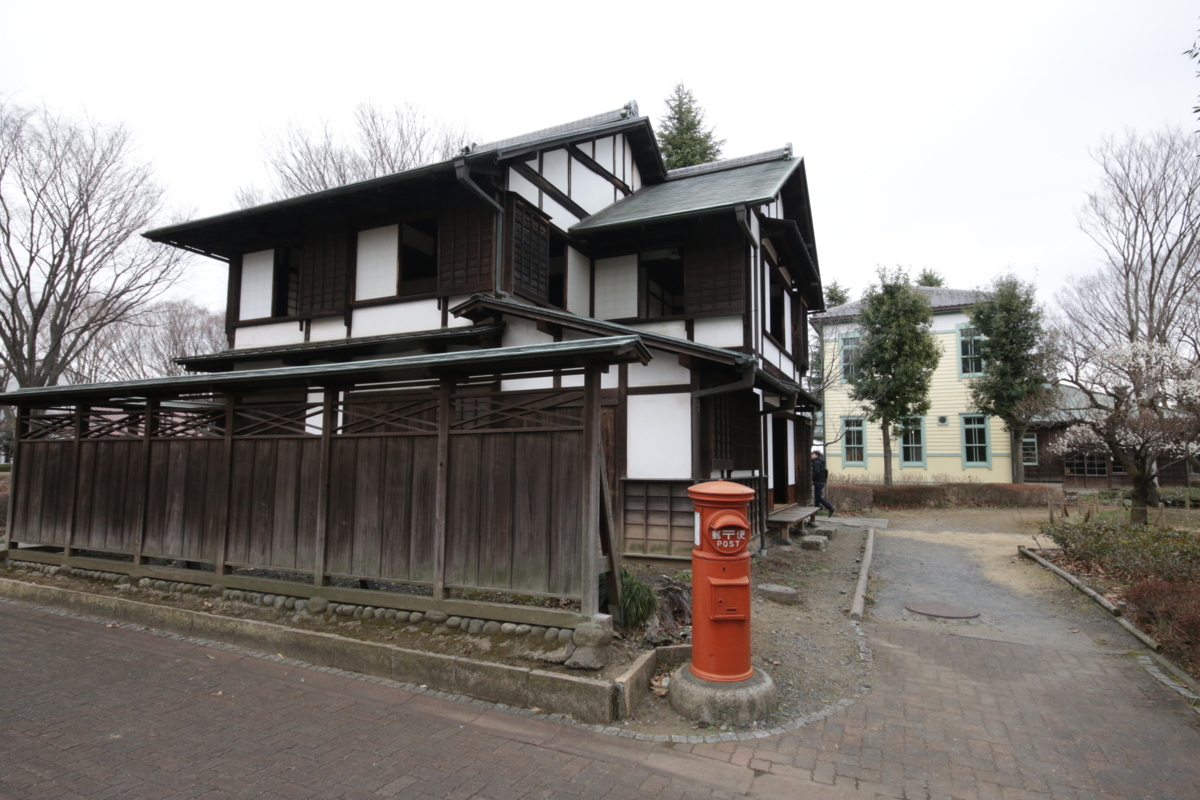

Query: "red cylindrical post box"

xmin=687 ymin=480 xmax=756 ymax=682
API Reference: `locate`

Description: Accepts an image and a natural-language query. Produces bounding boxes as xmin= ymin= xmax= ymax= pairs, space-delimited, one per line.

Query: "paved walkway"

xmin=3 ymin=528 xmax=1200 ymax=799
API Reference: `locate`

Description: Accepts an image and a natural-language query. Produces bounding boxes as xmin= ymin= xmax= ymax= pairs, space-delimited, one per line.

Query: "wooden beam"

xmin=63 ymin=406 xmax=84 ymax=558
xmin=509 ymin=162 xmax=590 ymax=222
xmin=432 ymin=379 xmax=452 ymax=600
xmin=598 ymin=468 xmax=623 ymax=625
xmin=312 ymin=389 xmax=335 ymax=587
xmin=4 ymin=407 xmax=25 ymax=557
xmin=567 ymin=144 xmax=631 ymax=196
xmin=214 ymin=396 xmax=235 ymax=576
xmin=134 ymin=399 xmax=157 ymax=566
xmin=580 ymin=364 xmax=601 ymax=617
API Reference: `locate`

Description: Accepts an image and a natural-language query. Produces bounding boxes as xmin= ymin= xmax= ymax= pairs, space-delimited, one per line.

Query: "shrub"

xmin=1041 ymin=519 xmax=1200 ymax=583
xmin=599 ymin=568 xmax=658 ymax=629
xmin=872 ymin=484 xmax=946 ymax=508
xmin=1124 ymin=581 xmax=1200 ymax=669
xmin=1155 ymin=487 xmax=1200 ymax=508
xmin=825 ymin=483 xmax=872 ymax=513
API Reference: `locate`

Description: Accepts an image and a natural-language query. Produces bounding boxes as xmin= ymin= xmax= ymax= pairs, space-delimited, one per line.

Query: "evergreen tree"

xmin=657 ymin=84 xmax=724 ymax=170
xmin=848 ymin=267 xmax=941 ymax=485
xmin=824 ymin=280 xmax=850 ymax=308
xmin=916 ymin=268 xmax=945 ymax=287
xmin=968 ymin=275 xmax=1056 ymax=483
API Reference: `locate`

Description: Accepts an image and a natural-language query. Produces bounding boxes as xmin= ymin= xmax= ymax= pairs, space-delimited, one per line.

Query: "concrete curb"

xmin=0 ymin=577 xmax=618 ymax=724
xmin=849 ymin=528 xmax=875 ymax=621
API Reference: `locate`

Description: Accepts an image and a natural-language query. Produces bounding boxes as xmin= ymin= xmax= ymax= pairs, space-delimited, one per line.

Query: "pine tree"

xmin=657 ymin=84 xmax=724 ymax=170
xmin=916 ymin=268 xmax=945 ymax=287
xmin=968 ymin=276 xmax=1055 ymax=483
xmin=824 ymin=280 xmax=850 ymax=308
xmin=848 ymin=268 xmax=941 ymax=485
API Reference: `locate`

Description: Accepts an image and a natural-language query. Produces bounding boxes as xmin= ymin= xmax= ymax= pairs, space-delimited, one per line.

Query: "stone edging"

xmin=0 ymin=575 xmax=876 ymax=742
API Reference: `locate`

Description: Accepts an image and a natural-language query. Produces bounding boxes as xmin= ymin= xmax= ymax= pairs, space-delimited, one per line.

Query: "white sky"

xmin=3 ymin=0 xmax=1197 ymax=312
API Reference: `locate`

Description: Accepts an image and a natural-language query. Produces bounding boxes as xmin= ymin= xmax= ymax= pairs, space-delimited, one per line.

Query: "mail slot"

xmin=709 ymin=576 xmax=750 ymax=621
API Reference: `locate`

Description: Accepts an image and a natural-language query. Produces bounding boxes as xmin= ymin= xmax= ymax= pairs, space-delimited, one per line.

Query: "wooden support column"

xmin=134 ymin=399 xmax=157 ymax=566
xmin=580 ymin=363 xmax=601 ymax=617
xmin=214 ymin=396 xmax=236 ymax=576
xmin=3 ymin=407 xmax=26 ymax=558
xmin=431 ymin=378 xmax=452 ymax=600
xmin=63 ymin=405 xmax=85 ymax=558
xmin=312 ymin=388 xmax=335 ymax=588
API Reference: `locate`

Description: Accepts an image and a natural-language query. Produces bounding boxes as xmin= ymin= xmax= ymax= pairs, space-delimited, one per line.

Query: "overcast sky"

xmin=3 ymin=1 xmax=1197 ymax=312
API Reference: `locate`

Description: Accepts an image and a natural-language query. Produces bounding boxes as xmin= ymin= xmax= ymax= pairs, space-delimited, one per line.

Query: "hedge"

xmin=825 ymin=482 xmax=1061 ymax=511
xmin=1041 ymin=519 xmax=1200 ymax=584
xmin=1125 ymin=581 xmax=1200 ymax=669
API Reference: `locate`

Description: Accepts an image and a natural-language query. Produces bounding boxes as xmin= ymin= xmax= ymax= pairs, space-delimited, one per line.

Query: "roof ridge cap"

xmin=666 ymin=145 xmax=793 ymax=180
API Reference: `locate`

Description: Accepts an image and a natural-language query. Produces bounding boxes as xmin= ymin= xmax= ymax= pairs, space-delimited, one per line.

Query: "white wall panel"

xmin=355 ymin=225 xmax=398 ymax=301
xmin=507 ymin=167 xmax=539 ymax=208
xmin=630 ymin=160 xmax=641 ymax=191
xmin=628 ymin=348 xmax=689 ymax=387
xmin=560 ymin=373 xmax=585 ymax=387
xmin=594 ymin=136 xmax=615 ymax=174
xmin=501 ymin=376 xmax=556 ymax=391
xmin=542 ymin=148 xmax=569 ymax=194
xmin=502 ymin=317 xmax=553 ymax=347
xmin=763 ymin=337 xmax=781 ymax=370
xmin=310 ymin=317 xmax=347 ymax=342
xmin=566 ymin=247 xmax=591 ymax=315
xmin=352 ymin=300 xmax=441 ymax=337
xmin=602 ymin=369 xmax=619 ymax=389
xmin=620 ymin=135 xmax=632 ymax=184
xmin=234 ymin=321 xmax=303 ymax=349
xmin=445 ymin=295 xmax=475 ymax=327
xmin=540 ymin=195 xmax=580 ymax=228
xmin=239 ymin=249 xmax=274 ymax=320
xmin=593 ymin=255 xmax=638 ymax=320
xmin=570 ymin=157 xmax=616 ymax=214
xmin=693 ymin=316 xmax=743 ymax=348
xmin=627 ymin=394 xmax=692 ymax=479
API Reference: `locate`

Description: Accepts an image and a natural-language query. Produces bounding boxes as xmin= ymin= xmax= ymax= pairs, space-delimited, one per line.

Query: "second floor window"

xmin=639 ymin=248 xmax=685 ymax=318
xmin=841 ymin=336 xmax=860 ymax=381
xmin=843 ymin=418 xmax=865 ymax=464
xmin=959 ymin=326 xmax=984 ymax=376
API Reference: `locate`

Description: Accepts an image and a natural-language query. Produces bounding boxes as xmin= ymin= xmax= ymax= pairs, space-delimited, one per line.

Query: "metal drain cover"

xmin=906 ymin=602 xmax=979 ymax=619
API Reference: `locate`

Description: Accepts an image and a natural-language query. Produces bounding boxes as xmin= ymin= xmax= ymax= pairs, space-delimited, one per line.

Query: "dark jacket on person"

xmin=811 ymin=455 xmax=828 ymax=485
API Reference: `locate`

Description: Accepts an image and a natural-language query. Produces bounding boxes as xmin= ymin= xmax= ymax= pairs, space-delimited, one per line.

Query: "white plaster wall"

xmin=594 ymin=136 xmax=614 ymax=174
xmin=693 ymin=316 xmax=743 ymax=348
xmin=602 ymin=370 xmax=619 ymax=389
xmin=630 ymin=159 xmax=641 ymax=191
xmin=566 ymin=247 xmax=591 ymax=316
xmin=502 ymin=317 xmax=553 ymax=348
xmin=235 ymin=321 xmax=304 ymax=349
xmin=570 ymin=156 xmax=616 ymax=214
xmin=763 ymin=337 xmax=782 ymax=371
xmin=541 ymin=195 xmax=579 ymax=229
xmin=445 ymin=295 xmax=475 ymax=327
xmin=355 ymin=225 xmax=398 ymax=301
xmin=310 ymin=317 xmax=347 ymax=342
xmin=560 ymin=373 xmax=585 ymax=388
xmin=627 ymin=393 xmax=692 ymax=479
xmin=542 ymin=148 xmax=569 ymax=194
xmin=508 ymin=167 xmax=539 ymax=208
xmin=593 ymin=255 xmax=637 ymax=320
xmin=240 ymin=249 xmax=274 ymax=320
xmin=620 ymin=135 xmax=633 ymax=185
xmin=630 ymin=320 xmax=686 ymax=338
xmin=501 ymin=376 xmax=556 ymax=391
xmin=628 ymin=348 xmax=689 ymax=387
xmin=352 ymin=300 xmax=441 ymax=337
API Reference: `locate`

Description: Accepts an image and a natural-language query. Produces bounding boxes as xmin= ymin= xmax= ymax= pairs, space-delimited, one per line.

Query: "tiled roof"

xmin=572 ymin=152 xmax=801 ymax=233
xmin=814 ymin=286 xmax=982 ymax=324
xmin=471 ymin=103 xmax=640 ymax=154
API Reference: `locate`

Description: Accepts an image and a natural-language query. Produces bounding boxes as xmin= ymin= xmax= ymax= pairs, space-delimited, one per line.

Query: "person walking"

xmin=811 ymin=450 xmax=835 ymax=516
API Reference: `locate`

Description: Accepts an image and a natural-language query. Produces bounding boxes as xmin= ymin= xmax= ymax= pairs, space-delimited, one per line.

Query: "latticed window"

xmin=1022 ymin=433 xmax=1039 ymax=466
xmin=843 ymin=418 xmax=865 ymax=464
xmin=1065 ymin=453 xmax=1107 ymax=476
xmin=963 ymin=415 xmax=988 ymax=465
xmin=959 ymin=326 xmax=984 ymax=376
xmin=900 ymin=418 xmax=923 ymax=465
xmin=841 ymin=336 xmax=860 ymax=382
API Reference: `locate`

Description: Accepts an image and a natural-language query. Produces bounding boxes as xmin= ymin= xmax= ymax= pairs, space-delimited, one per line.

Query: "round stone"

xmin=352 ymin=607 xmax=364 ymax=619
xmin=409 ymin=612 xmax=423 ymax=624
xmin=557 ymin=628 xmax=573 ymax=643
xmin=294 ymin=599 xmax=308 ymax=613
xmin=117 ymin=576 xmax=131 ymax=585
xmin=483 ymin=621 xmax=501 ymax=635
xmin=307 ymin=597 xmax=329 ymax=614
xmin=337 ymin=604 xmax=354 ymax=616
xmin=260 ymin=594 xmax=275 ymax=606
xmin=500 ymin=623 xmax=517 ymax=635
xmin=906 ymin=602 xmax=979 ymax=619
xmin=446 ymin=616 xmax=462 ymax=629
xmin=468 ymin=619 xmax=485 ymax=634
xmin=394 ymin=611 xmax=411 ymax=623
xmin=425 ymin=611 xmax=448 ymax=624
xmin=529 ymin=626 xmax=546 ymax=638
xmin=757 ymin=584 xmax=800 ymax=605
xmin=572 ymin=623 xmax=612 ymax=648
xmin=543 ymin=628 xmax=560 ymax=643
xmin=284 ymin=597 xmax=296 ymax=610
xmin=514 ymin=624 xmax=531 ymax=636
xmin=138 ymin=578 xmax=152 ymax=588
xmin=383 ymin=609 xmax=397 ymax=622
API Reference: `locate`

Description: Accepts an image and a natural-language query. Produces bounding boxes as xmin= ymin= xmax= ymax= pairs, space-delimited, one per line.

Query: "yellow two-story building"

xmin=812 ymin=287 xmax=1015 ymax=483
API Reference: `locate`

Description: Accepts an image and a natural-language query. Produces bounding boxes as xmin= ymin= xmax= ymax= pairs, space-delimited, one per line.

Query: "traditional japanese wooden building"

xmin=3 ymin=103 xmax=824 ymax=628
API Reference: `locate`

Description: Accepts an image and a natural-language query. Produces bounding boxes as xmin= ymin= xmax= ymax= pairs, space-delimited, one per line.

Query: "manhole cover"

xmin=906 ymin=602 xmax=979 ymax=619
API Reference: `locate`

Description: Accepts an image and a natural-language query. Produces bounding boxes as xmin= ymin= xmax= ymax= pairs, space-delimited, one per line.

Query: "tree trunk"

xmin=1010 ymin=428 xmax=1026 ymax=484
xmin=1128 ymin=464 xmax=1160 ymax=526
xmin=881 ymin=422 xmax=893 ymax=486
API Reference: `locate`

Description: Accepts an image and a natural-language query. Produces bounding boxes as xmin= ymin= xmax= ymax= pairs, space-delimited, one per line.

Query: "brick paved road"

xmin=3 ymin=592 xmax=1199 ymax=799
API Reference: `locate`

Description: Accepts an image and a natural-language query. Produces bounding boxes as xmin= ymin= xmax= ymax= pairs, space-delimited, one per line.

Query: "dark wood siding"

xmin=299 ymin=225 xmax=348 ymax=315
xmin=438 ymin=201 xmax=495 ymax=295
xmin=507 ymin=194 xmax=551 ymax=303
xmin=684 ymin=222 xmax=744 ymax=316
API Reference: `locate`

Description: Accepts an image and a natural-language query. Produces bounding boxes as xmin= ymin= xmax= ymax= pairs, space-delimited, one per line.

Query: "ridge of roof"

xmin=665 ymin=145 xmax=793 ymax=180
xmin=469 ymin=102 xmax=641 ymax=154
xmin=813 ymin=286 xmax=983 ymax=324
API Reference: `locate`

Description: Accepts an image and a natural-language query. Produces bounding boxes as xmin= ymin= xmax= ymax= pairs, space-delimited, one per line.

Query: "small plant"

xmin=1124 ymin=581 xmax=1200 ymax=670
xmin=1041 ymin=519 xmax=1200 ymax=583
xmin=672 ymin=570 xmax=692 ymax=581
xmin=599 ymin=568 xmax=659 ymax=629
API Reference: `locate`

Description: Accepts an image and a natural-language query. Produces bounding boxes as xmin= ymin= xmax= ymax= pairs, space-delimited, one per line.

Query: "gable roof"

xmin=571 ymin=151 xmax=803 ymax=234
xmin=813 ymin=286 xmax=981 ymax=325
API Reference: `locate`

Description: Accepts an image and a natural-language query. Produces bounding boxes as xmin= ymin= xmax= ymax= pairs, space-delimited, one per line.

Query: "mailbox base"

xmin=668 ymin=664 xmax=778 ymax=726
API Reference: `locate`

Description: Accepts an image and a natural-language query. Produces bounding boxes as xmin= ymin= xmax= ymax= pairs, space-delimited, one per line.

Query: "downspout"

xmin=454 ymin=160 xmax=506 ymax=298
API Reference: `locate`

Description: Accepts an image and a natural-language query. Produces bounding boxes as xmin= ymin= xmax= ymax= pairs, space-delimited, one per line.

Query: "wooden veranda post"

xmin=63 ymin=405 xmax=85 ymax=558
xmin=3 ymin=407 xmax=26 ymax=559
xmin=432 ymin=378 xmax=453 ymax=600
xmin=134 ymin=399 xmax=158 ymax=566
xmin=580 ymin=364 xmax=601 ymax=617
xmin=214 ymin=395 xmax=236 ymax=576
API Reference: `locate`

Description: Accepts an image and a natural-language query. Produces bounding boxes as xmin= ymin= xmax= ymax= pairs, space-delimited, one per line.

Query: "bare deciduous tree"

xmin=236 ymin=101 xmax=473 ymax=205
xmin=1054 ymin=126 xmax=1200 ymax=522
xmin=66 ymin=298 xmax=226 ymax=384
xmin=0 ymin=100 xmax=185 ymax=389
